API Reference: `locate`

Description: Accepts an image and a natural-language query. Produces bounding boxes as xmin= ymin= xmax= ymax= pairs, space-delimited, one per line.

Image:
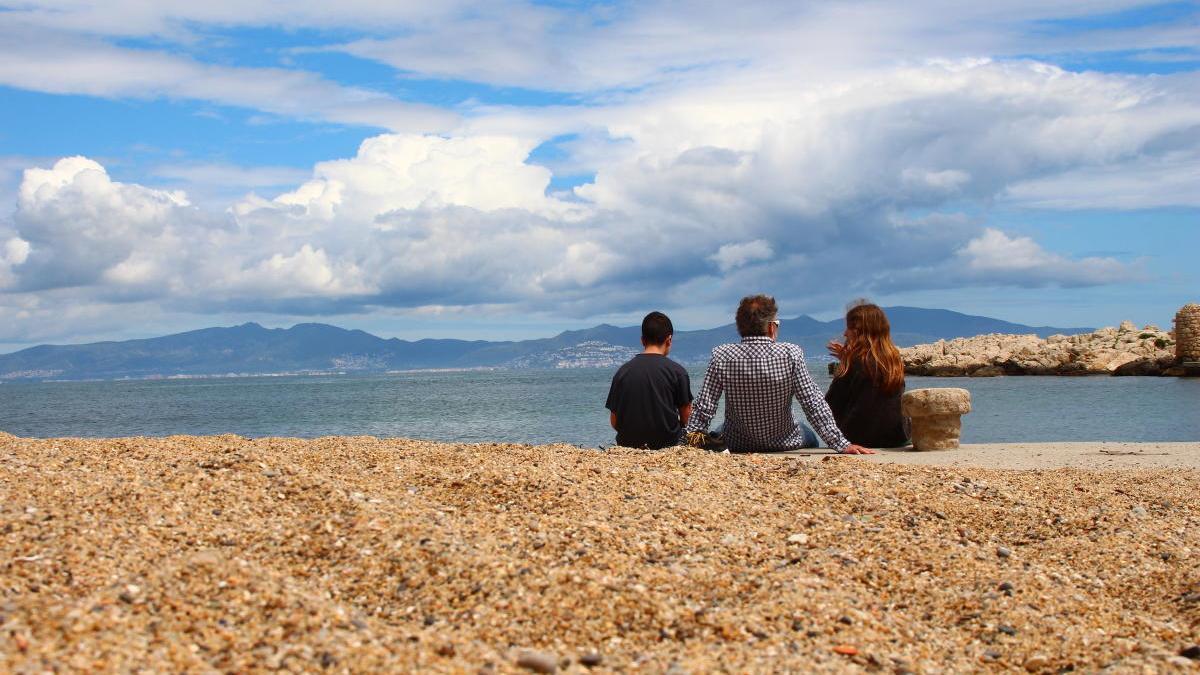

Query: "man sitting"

xmin=685 ymin=295 xmax=874 ymax=455
xmin=605 ymin=311 xmax=693 ymax=449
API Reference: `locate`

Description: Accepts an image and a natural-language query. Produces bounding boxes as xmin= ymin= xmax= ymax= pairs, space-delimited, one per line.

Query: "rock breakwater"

xmin=902 ymin=321 xmax=1178 ymax=376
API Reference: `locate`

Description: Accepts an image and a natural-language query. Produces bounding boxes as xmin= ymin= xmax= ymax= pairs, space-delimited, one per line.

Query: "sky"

xmin=0 ymin=1 xmax=1198 ymax=351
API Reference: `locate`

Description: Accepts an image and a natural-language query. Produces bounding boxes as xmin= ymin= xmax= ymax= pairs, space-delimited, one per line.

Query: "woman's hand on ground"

xmin=840 ymin=444 xmax=876 ymax=455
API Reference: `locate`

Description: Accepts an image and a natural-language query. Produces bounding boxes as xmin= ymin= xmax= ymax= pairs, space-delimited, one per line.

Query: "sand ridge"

xmin=1 ymin=434 xmax=1198 ymax=672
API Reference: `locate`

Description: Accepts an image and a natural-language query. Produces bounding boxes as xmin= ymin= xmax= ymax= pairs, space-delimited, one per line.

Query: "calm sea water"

xmin=1 ymin=368 xmax=1196 ymax=445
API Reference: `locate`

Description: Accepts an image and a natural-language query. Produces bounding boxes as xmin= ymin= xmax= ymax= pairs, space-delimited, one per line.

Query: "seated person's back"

xmin=685 ymin=295 xmax=873 ymax=455
xmin=825 ymin=301 xmax=909 ymax=448
xmin=605 ymin=312 xmax=692 ymax=449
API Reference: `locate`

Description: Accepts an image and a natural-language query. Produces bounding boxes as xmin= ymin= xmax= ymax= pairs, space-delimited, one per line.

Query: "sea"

xmin=1 ymin=367 xmax=1196 ymax=445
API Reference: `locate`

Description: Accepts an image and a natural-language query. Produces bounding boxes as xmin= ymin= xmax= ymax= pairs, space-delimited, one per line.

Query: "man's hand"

xmin=840 ymin=444 xmax=875 ymax=455
xmin=826 ymin=340 xmax=845 ymax=359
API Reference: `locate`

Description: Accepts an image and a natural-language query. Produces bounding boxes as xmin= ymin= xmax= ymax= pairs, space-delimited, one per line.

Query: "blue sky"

xmin=0 ymin=0 xmax=1197 ymax=351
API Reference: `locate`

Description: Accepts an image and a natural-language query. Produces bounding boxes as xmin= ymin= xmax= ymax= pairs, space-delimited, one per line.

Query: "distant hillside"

xmin=0 ymin=308 xmax=1092 ymax=381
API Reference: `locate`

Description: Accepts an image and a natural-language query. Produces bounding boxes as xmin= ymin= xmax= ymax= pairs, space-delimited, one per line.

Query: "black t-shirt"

xmin=824 ymin=361 xmax=909 ymax=448
xmin=605 ymin=354 xmax=693 ymax=449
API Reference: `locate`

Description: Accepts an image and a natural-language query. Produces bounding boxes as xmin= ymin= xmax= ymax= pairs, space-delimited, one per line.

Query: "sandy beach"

xmin=780 ymin=442 xmax=1200 ymax=470
xmin=1 ymin=432 xmax=1198 ymax=672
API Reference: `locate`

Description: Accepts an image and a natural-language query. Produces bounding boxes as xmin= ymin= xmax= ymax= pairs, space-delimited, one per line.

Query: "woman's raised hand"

xmin=826 ymin=340 xmax=845 ymax=359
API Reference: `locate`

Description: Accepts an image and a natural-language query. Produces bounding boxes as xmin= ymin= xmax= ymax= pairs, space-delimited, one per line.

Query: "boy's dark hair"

xmin=736 ymin=294 xmax=778 ymax=337
xmin=641 ymin=311 xmax=674 ymax=345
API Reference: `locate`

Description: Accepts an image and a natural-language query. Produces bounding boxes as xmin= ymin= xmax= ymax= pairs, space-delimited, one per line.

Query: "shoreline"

xmin=776 ymin=441 xmax=1200 ymax=470
xmin=4 ymin=431 xmax=1198 ymax=469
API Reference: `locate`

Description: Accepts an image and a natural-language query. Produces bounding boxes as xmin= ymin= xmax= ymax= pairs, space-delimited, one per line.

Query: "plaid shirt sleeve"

xmin=685 ymin=356 xmax=723 ymax=433
xmin=789 ymin=345 xmax=851 ymax=451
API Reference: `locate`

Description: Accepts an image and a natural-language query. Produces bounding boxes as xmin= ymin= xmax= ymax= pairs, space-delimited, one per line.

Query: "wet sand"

xmin=1 ymin=432 xmax=1198 ymax=672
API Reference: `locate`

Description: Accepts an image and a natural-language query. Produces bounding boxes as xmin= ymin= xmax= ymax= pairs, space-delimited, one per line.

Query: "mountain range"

xmin=0 ymin=307 xmax=1092 ymax=381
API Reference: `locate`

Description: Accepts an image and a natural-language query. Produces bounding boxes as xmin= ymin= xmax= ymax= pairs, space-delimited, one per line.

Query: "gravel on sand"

xmin=1 ymin=432 xmax=1197 ymax=672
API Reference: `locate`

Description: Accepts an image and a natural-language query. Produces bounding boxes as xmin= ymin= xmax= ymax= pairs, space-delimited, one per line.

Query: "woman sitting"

xmin=825 ymin=301 xmax=910 ymax=448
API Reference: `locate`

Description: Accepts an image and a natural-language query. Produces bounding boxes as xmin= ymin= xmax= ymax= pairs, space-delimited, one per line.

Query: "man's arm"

xmin=789 ymin=345 xmax=870 ymax=453
xmin=605 ymin=370 xmax=622 ymax=433
xmin=685 ymin=358 xmax=722 ymax=433
xmin=678 ymin=402 xmax=692 ymax=427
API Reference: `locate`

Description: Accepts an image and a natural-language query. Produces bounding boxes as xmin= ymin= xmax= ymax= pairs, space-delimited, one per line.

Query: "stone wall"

xmin=1176 ymin=303 xmax=1200 ymax=362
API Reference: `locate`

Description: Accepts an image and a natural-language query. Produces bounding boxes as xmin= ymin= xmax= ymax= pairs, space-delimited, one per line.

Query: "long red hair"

xmin=836 ymin=302 xmax=905 ymax=395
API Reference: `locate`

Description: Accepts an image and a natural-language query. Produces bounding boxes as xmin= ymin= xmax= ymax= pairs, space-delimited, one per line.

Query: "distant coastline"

xmin=0 ymin=306 xmax=1090 ymax=382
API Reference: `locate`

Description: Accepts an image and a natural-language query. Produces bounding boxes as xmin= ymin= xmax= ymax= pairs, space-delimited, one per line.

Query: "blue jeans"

xmin=714 ymin=422 xmax=820 ymax=451
xmin=798 ymin=423 xmax=819 ymax=449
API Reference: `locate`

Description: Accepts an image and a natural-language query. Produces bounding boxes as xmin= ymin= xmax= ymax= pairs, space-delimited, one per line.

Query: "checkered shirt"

xmin=685 ymin=336 xmax=851 ymax=452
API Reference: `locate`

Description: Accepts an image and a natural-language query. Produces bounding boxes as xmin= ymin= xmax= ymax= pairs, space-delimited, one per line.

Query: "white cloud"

xmin=330 ymin=1 xmax=1189 ymax=94
xmin=0 ymin=26 xmax=456 ymax=133
xmin=3 ymin=238 xmax=30 ymax=266
xmin=710 ymin=240 xmax=774 ymax=273
xmin=235 ymin=134 xmax=578 ymax=223
xmin=227 ymin=244 xmax=376 ymax=297
xmin=0 ymin=1 xmax=472 ymax=37
xmin=956 ymin=228 xmax=1133 ymax=286
xmin=1003 ymin=148 xmax=1200 ymax=209
xmin=2 ymin=55 xmax=1196 ymax=343
xmin=13 ymin=156 xmax=196 ymax=291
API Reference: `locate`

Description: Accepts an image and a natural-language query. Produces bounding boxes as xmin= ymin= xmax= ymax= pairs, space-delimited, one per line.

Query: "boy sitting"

xmin=605 ymin=312 xmax=693 ymax=449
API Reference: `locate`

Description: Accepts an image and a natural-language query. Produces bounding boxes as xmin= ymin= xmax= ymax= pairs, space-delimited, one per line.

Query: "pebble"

xmin=2 ymin=435 xmax=1198 ymax=672
xmin=1023 ymin=654 xmax=1049 ymax=671
xmin=1181 ymin=645 xmax=1200 ymax=659
xmin=517 ymin=650 xmax=558 ymax=674
xmin=786 ymin=533 xmax=808 ymax=544
xmin=998 ymin=624 xmax=1018 ymax=636
xmin=579 ymin=652 xmax=603 ymax=667
xmin=833 ymin=645 xmax=858 ymax=656
xmin=997 ymin=546 xmax=1012 ymax=558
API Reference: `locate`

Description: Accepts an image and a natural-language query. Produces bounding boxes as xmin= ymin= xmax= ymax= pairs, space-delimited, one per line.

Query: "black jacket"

xmin=824 ymin=361 xmax=909 ymax=448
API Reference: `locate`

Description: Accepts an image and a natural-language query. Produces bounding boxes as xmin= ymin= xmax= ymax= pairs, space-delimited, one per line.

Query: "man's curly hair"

xmin=736 ymin=294 xmax=778 ymax=337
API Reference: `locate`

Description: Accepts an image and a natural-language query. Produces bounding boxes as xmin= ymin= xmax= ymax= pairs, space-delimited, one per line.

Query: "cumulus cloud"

xmin=956 ymin=228 xmax=1134 ymax=287
xmin=234 ymin=134 xmax=578 ymax=223
xmin=13 ymin=157 xmax=195 ymax=291
xmin=710 ymin=240 xmax=774 ymax=273
xmin=2 ymin=57 xmax=1195 ymax=343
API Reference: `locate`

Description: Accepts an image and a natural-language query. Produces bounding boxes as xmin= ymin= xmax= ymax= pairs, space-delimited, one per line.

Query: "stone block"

xmin=901 ymin=388 xmax=972 ymax=450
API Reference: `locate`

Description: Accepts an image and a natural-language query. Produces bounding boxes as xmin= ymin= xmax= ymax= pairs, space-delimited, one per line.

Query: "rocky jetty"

xmin=902 ymin=321 xmax=1178 ymax=376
